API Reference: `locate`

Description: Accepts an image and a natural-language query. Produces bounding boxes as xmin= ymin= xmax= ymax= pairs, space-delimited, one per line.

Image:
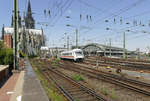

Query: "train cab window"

xmin=75 ymin=51 xmax=83 ymax=55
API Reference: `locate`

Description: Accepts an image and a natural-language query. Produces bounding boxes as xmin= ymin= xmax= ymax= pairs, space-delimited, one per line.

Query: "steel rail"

xmin=59 ymin=61 xmax=150 ymax=96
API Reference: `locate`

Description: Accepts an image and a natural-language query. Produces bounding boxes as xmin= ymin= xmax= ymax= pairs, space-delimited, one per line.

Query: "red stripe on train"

xmin=60 ymin=56 xmax=74 ymax=58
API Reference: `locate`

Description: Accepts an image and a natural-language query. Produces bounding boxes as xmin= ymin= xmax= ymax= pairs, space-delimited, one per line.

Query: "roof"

xmin=41 ymin=46 xmax=49 ymax=50
xmin=4 ymin=27 xmax=14 ymax=34
xmin=72 ymin=49 xmax=83 ymax=52
xmin=82 ymin=43 xmax=126 ymax=51
xmin=61 ymin=49 xmax=83 ymax=53
xmin=4 ymin=27 xmax=43 ymax=35
xmin=26 ymin=29 xmax=43 ymax=35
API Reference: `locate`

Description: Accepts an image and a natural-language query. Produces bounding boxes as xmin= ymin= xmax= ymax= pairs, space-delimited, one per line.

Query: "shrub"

xmin=100 ymin=87 xmax=108 ymax=96
xmin=55 ymin=58 xmax=60 ymax=63
xmin=111 ymin=88 xmax=116 ymax=99
xmin=0 ymin=48 xmax=13 ymax=65
xmin=19 ymin=51 xmax=26 ymax=58
xmin=72 ymin=74 xmax=84 ymax=82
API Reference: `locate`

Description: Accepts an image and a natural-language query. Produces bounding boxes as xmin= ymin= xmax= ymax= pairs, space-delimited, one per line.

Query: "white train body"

xmin=60 ymin=49 xmax=84 ymax=61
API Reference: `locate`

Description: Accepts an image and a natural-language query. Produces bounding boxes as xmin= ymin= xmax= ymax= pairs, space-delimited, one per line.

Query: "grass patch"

xmin=55 ymin=58 xmax=60 ymax=63
xmin=31 ymin=60 xmax=66 ymax=101
xmin=72 ymin=74 xmax=84 ymax=82
xmin=111 ymin=88 xmax=116 ymax=99
xmin=51 ymin=62 xmax=57 ymax=67
xmin=100 ymin=87 xmax=109 ymax=96
xmin=75 ymin=98 xmax=80 ymax=101
xmin=50 ymin=58 xmax=60 ymax=68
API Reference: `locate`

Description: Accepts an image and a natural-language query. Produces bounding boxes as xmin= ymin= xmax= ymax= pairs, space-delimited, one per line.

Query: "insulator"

xmin=114 ymin=18 xmax=116 ymax=24
xmin=139 ymin=21 xmax=142 ymax=26
xmin=66 ymin=16 xmax=70 ymax=18
xmin=48 ymin=10 xmax=51 ymax=17
xmin=126 ymin=30 xmax=130 ymax=32
xmin=106 ymin=28 xmax=110 ymax=30
xmin=120 ymin=17 xmax=122 ymax=25
xmin=44 ymin=9 xmax=46 ymax=17
xmin=87 ymin=14 xmax=89 ymax=21
xmin=80 ymin=14 xmax=82 ymax=21
xmin=105 ymin=20 xmax=109 ymax=22
xmin=90 ymin=16 xmax=92 ymax=21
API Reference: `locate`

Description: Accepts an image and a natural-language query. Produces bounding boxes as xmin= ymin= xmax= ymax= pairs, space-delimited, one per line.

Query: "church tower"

xmin=25 ymin=0 xmax=35 ymax=29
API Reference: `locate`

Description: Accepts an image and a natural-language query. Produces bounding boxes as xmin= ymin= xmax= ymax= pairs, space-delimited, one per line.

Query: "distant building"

xmin=78 ymin=43 xmax=137 ymax=58
xmin=3 ymin=34 xmax=13 ymax=48
xmin=2 ymin=27 xmax=45 ymax=55
xmin=1 ymin=0 xmax=45 ymax=56
xmin=40 ymin=47 xmax=67 ymax=58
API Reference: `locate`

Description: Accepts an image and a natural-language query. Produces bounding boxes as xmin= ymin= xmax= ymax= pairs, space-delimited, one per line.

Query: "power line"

xmin=83 ymin=0 xmax=148 ymax=36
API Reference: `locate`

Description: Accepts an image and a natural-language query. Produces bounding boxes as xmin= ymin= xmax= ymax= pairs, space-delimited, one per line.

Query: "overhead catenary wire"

xmin=82 ymin=0 xmax=148 ymax=36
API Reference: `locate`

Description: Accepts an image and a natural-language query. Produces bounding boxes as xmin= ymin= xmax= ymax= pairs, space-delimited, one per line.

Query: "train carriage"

xmin=60 ymin=49 xmax=84 ymax=62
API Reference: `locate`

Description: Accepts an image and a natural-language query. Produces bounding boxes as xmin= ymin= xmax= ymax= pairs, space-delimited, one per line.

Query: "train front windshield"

xmin=75 ymin=51 xmax=83 ymax=56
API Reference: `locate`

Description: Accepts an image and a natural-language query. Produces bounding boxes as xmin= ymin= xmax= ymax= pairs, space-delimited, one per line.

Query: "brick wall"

xmin=4 ymin=34 xmax=13 ymax=48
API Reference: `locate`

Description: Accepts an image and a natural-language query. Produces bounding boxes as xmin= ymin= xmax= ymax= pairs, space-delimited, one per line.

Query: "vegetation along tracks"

xmin=34 ymin=59 xmax=110 ymax=101
xmin=58 ymin=61 xmax=150 ymax=96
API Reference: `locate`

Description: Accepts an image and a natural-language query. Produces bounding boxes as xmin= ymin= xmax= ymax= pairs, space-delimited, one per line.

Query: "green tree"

xmin=0 ymin=41 xmax=4 ymax=50
xmin=0 ymin=41 xmax=13 ymax=65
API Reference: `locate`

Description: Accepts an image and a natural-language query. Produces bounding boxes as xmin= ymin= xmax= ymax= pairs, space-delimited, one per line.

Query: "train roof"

xmin=61 ymin=49 xmax=83 ymax=53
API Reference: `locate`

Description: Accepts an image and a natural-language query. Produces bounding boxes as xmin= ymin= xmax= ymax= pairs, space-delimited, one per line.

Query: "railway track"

xmin=87 ymin=56 xmax=150 ymax=64
xmin=33 ymin=59 xmax=110 ymax=101
xmin=84 ymin=58 xmax=150 ymax=70
xmin=56 ymin=61 xmax=150 ymax=96
xmin=86 ymin=56 xmax=150 ymax=69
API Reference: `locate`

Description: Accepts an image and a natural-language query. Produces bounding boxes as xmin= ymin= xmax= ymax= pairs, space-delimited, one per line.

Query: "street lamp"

xmin=13 ymin=0 xmax=19 ymax=70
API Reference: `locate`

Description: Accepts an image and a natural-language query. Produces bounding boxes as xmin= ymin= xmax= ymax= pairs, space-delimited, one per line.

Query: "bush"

xmin=0 ymin=48 xmax=13 ymax=65
xmin=55 ymin=58 xmax=60 ymax=63
xmin=0 ymin=41 xmax=4 ymax=50
xmin=100 ymin=87 xmax=108 ymax=96
xmin=28 ymin=55 xmax=38 ymax=58
xmin=72 ymin=74 xmax=84 ymax=82
xmin=19 ymin=51 xmax=26 ymax=58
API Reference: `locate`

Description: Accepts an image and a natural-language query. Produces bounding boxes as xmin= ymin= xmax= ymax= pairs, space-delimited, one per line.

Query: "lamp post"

xmin=13 ymin=0 xmax=19 ymax=70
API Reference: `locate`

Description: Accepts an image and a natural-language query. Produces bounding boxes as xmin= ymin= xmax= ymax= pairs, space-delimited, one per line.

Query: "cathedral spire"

xmin=27 ymin=0 xmax=32 ymax=16
xmin=25 ymin=0 xmax=35 ymax=29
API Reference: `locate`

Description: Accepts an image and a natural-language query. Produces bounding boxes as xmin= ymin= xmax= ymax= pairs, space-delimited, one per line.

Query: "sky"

xmin=0 ymin=0 xmax=150 ymax=52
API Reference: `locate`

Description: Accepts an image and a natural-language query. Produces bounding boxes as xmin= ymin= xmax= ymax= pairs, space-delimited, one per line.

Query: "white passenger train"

xmin=60 ymin=49 xmax=84 ymax=62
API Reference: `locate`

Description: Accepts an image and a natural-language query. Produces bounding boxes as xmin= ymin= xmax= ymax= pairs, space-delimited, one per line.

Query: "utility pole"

xmin=64 ymin=33 xmax=67 ymax=48
xmin=13 ymin=0 xmax=19 ymax=70
xmin=76 ymin=29 xmax=78 ymax=48
xmin=123 ymin=32 xmax=126 ymax=59
xmin=109 ymin=38 xmax=112 ymax=58
xmin=104 ymin=40 xmax=107 ymax=57
xmin=67 ymin=36 xmax=69 ymax=50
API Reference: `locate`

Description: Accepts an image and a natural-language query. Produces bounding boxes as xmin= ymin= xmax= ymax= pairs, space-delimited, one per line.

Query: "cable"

xmin=83 ymin=0 xmax=148 ymax=36
xmin=50 ymin=0 xmax=74 ymax=26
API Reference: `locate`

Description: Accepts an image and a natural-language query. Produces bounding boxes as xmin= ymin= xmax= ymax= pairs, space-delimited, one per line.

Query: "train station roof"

xmin=81 ymin=43 xmax=125 ymax=51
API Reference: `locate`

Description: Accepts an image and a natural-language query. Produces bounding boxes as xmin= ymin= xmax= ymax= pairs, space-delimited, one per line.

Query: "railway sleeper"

xmin=66 ymin=88 xmax=82 ymax=92
xmin=69 ymin=91 xmax=86 ymax=95
xmin=81 ymin=97 xmax=98 ymax=101
xmin=72 ymin=93 xmax=90 ymax=98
